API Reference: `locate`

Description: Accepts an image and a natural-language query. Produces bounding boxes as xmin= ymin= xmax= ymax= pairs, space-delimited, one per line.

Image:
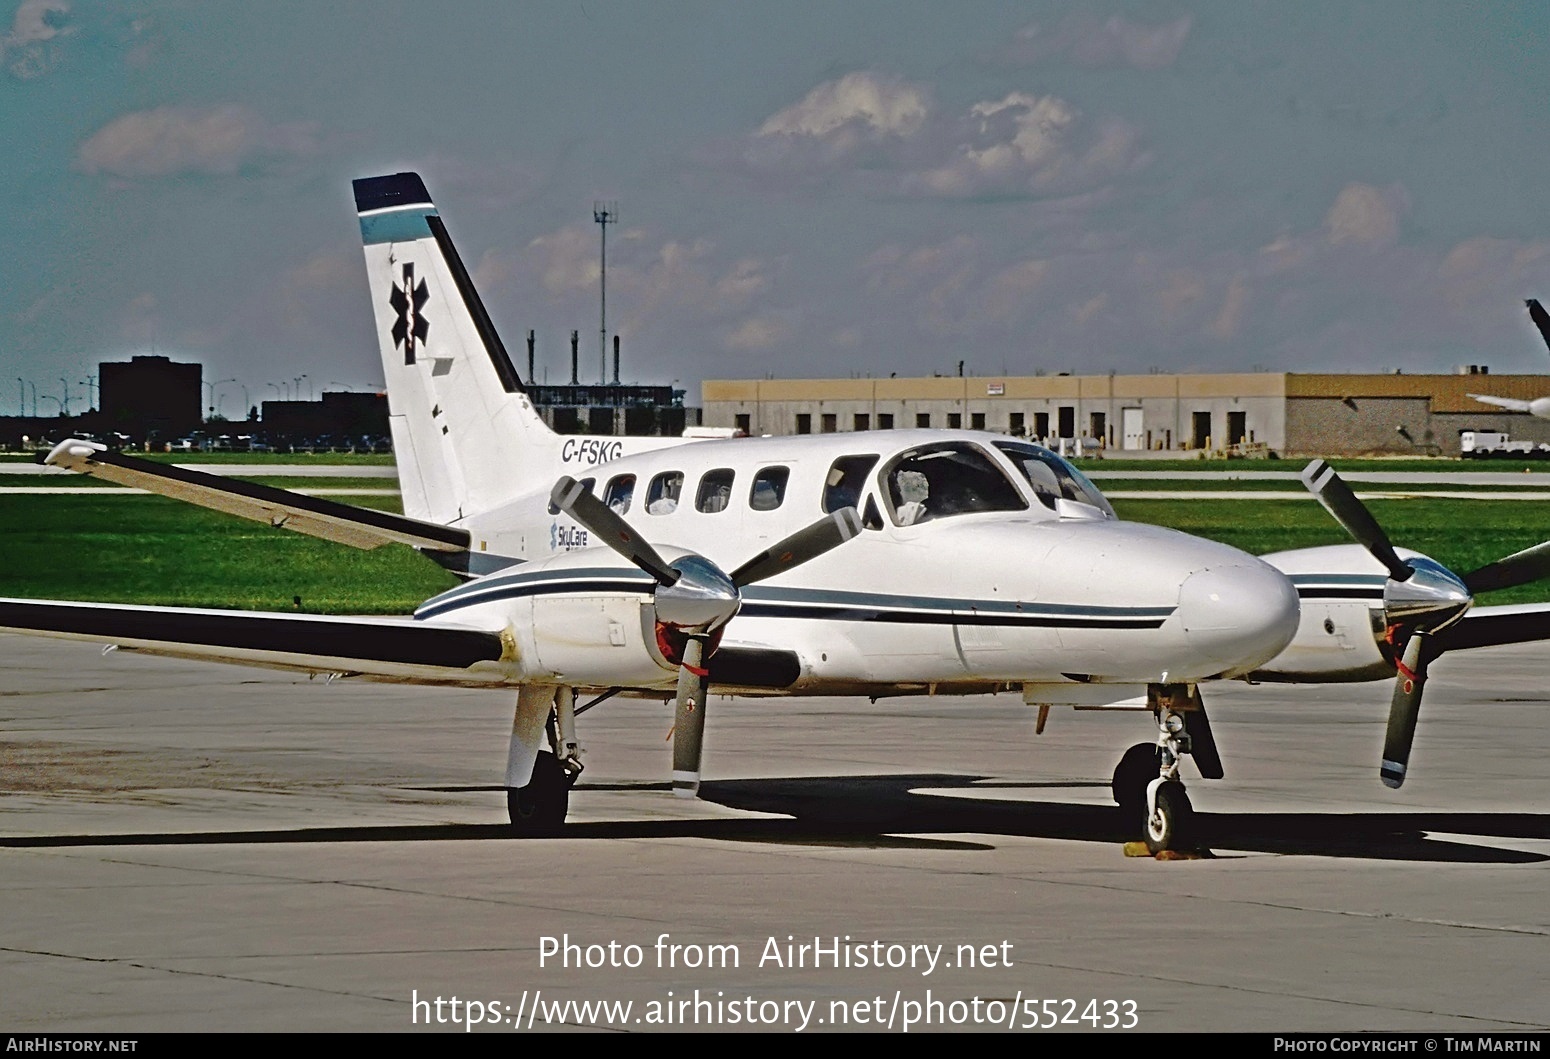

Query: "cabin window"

xmin=822 ymin=455 xmax=879 ymax=513
xmin=993 ymin=440 xmax=1114 ymax=517
xmin=696 ymin=468 xmax=736 ymax=513
xmin=547 ymin=476 xmax=595 ymax=515
xmin=749 ymin=466 xmax=790 ymax=511
xmin=882 ymin=443 xmax=1026 ymax=526
xmin=603 ymin=474 xmax=635 ymax=515
xmin=646 ymin=471 xmax=683 ymax=514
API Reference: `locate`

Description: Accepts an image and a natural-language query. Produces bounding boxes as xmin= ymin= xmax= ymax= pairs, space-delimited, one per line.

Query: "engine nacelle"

xmin=1252 ymin=543 xmax=1397 ymax=682
xmin=415 ymin=552 xmax=679 ymax=689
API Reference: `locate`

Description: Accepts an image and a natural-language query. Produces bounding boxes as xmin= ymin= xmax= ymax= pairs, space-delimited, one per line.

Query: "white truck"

xmin=1459 ymin=429 xmax=1550 ymax=458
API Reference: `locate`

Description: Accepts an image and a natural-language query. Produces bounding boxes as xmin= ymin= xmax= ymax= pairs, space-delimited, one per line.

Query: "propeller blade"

xmin=1381 ymin=630 xmax=1431 ymax=789
xmin=729 ymin=507 xmax=864 ymax=588
xmin=551 ymin=476 xmax=679 ymax=586
xmin=670 ymin=636 xmax=710 ymax=798
xmin=1300 ymin=459 xmax=1413 ymax=582
xmin=1463 ymin=539 xmax=1550 ymax=594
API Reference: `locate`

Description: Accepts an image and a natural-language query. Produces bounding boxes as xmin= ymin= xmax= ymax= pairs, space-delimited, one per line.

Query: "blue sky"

xmin=3 ymin=1 xmax=1548 ymax=415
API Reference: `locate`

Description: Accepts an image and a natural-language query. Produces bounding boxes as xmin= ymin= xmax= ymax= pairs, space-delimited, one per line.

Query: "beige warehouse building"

xmin=700 ymin=371 xmax=1550 ymax=456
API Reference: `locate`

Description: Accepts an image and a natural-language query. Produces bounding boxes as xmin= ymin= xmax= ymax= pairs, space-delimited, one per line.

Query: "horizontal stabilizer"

xmin=45 ymin=440 xmax=469 ymax=553
xmin=1466 ymin=393 xmax=1534 ymax=413
xmin=0 ymin=597 xmax=510 ymax=684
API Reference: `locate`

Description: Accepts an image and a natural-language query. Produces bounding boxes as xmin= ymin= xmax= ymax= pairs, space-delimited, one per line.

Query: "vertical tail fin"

xmin=1527 ymin=299 xmax=1550 ymax=357
xmin=353 ymin=173 xmax=557 ymax=524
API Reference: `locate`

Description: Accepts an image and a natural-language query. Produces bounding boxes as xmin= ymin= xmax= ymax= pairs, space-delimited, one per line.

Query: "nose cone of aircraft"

xmin=1177 ymin=560 xmax=1300 ymax=676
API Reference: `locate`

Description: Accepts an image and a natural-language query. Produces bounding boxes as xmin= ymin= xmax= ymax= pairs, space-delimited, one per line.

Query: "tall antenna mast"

xmin=593 ymin=200 xmax=619 ymax=385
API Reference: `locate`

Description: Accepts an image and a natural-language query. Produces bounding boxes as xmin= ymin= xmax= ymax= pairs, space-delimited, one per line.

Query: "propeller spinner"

xmin=551 ymin=476 xmax=862 ymax=796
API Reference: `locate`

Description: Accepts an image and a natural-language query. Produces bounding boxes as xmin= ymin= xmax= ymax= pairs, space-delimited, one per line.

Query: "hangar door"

xmin=1121 ymin=408 xmax=1144 ymax=450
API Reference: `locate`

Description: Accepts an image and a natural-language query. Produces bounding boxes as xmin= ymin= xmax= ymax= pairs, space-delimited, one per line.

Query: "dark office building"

xmin=528 ymin=383 xmax=691 ymax=435
xmin=98 ymin=355 xmax=202 ymax=440
xmin=260 ymin=391 xmax=389 ymax=445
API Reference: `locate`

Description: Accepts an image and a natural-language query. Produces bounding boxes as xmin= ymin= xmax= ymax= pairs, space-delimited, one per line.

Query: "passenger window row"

xmin=592 ymin=466 xmax=794 ymax=516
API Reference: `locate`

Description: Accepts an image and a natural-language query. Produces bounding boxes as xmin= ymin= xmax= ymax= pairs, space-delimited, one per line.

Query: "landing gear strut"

xmin=505 ymin=686 xmax=583 ymax=834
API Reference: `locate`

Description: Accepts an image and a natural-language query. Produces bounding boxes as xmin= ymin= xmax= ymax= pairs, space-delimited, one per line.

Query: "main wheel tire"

xmin=1144 ymin=781 xmax=1193 ymax=855
xmin=1112 ymin=742 xmax=1159 ymax=820
xmin=506 ymin=751 xmax=573 ymax=834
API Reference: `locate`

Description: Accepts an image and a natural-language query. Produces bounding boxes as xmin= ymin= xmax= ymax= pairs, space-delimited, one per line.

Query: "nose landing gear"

xmin=1111 ymin=684 xmax=1217 ymax=855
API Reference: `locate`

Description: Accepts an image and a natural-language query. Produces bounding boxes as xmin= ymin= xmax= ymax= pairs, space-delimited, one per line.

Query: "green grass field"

xmin=0 ymin=490 xmax=1545 ymax=613
xmin=0 ymin=494 xmax=456 ymax=613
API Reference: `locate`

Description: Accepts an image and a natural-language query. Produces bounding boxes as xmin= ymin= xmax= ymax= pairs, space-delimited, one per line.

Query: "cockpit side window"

xmin=822 ymin=455 xmax=879 ymax=513
xmin=992 ymin=441 xmax=1115 ymax=517
xmin=881 ymin=443 xmax=1026 ymax=526
xmin=603 ymin=474 xmax=635 ymax=515
xmin=646 ymin=471 xmax=683 ymax=515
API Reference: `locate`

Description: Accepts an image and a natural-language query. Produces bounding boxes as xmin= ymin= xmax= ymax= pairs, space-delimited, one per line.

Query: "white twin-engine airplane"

xmin=9 ymin=173 xmax=1550 ymax=854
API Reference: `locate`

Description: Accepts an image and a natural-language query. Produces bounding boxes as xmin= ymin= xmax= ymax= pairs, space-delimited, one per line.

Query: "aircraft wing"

xmin=1466 ymin=393 xmax=1535 ymax=413
xmin=44 ymin=439 xmax=469 ymax=554
xmin=0 ymin=597 xmax=515 ymax=687
xmin=1434 ymin=603 xmax=1550 ymax=652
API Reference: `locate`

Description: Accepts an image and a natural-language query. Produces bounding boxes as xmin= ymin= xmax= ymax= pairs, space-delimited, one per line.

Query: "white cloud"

xmin=76 ymin=105 xmax=319 ymax=180
xmin=724 ymin=316 xmax=790 ymax=351
xmin=1002 ymin=13 xmax=1192 ymax=70
xmin=757 ymin=71 xmax=928 ymax=140
xmin=2 ymin=0 xmax=72 ymax=78
xmin=906 ymin=92 xmax=1145 ymax=198
xmin=726 ymin=74 xmax=1145 ymax=201
xmin=1323 ymin=182 xmax=1408 ymax=247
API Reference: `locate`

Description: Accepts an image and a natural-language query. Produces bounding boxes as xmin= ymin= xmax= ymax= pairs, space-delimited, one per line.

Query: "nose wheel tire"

xmin=1144 ymin=780 xmax=1193 ymax=855
xmin=506 ymin=750 xmax=574 ymax=835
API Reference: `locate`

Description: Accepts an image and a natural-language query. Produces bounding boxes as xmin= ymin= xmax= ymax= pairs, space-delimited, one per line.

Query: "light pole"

xmin=594 ymin=201 xmax=619 ymax=385
xmin=58 ymin=378 xmax=70 ymax=417
xmin=206 ymin=378 xmax=236 ymax=419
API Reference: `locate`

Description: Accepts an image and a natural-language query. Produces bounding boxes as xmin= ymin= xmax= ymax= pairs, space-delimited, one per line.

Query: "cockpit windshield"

xmin=882 ymin=442 xmax=1027 ymax=526
xmin=992 ymin=441 xmax=1115 ymax=518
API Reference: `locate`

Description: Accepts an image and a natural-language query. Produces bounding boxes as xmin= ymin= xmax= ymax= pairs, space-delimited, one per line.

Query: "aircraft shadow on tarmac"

xmin=2 ymin=773 xmax=1546 ymax=863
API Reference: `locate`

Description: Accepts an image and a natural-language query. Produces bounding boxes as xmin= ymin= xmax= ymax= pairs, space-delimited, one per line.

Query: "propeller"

xmin=1301 ymin=459 xmax=1550 ymax=787
xmin=551 ymin=476 xmax=863 ymax=796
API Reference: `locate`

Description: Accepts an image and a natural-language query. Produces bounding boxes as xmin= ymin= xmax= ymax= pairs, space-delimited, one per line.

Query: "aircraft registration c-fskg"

xmin=11 ymin=173 xmax=1550 ymax=853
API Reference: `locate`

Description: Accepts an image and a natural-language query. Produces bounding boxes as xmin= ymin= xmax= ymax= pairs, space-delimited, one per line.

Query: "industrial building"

xmin=700 ymin=370 xmax=1550 ymax=456
xmin=98 ymin=355 xmax=202 ymax=440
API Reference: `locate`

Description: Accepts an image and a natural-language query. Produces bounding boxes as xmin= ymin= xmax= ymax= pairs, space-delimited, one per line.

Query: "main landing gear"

xmin=1110 ymin=684 xmax=1222 ymax=854
xmin=505 ymin=685 xmax=583 ymax=835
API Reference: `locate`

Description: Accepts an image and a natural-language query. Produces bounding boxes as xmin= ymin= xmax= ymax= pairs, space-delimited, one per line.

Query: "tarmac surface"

xmin=0 ymin=634 xmax=1546 ymax=1034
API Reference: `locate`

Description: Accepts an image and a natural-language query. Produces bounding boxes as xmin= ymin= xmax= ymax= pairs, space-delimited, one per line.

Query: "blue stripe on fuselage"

xmin=413 ymin=568 xmax=1174 ymax=629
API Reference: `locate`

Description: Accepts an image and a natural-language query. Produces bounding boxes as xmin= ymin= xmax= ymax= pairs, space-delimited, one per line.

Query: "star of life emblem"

xmin=390 ymin=263 xmax=429 ymax=364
